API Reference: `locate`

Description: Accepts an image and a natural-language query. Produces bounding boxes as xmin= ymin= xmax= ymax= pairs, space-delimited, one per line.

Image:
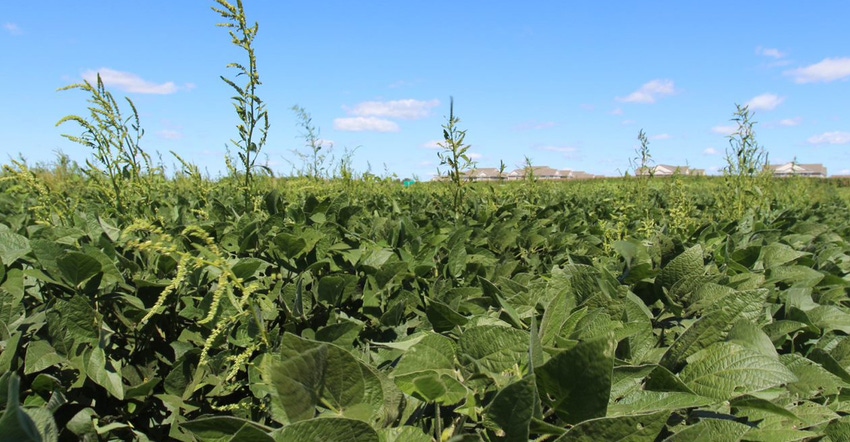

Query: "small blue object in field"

xmin=403 ymin=179 xmax=416 ymax=188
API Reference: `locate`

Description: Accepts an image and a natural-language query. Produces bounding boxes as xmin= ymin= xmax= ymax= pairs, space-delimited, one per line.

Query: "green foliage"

xmin=56 ymin=73 xmax=154 ymax=214
xmin=721 ymin=104 xmax=773 ymax=219
xmin=436 ymin=97 xmax=475 ymax=216
xmin=214 ymin=0 xmax=270 ymax=209
xmin=6 ymin=2 xmax=850 ymax=441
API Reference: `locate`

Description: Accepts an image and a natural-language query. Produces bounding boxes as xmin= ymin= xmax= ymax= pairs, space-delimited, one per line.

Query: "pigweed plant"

xmin=721 ymin=104 xmax=772 ymax=220
xmin=290 ymin=105 xmax=331 ymax=179
xmin=56 ymin=74 xmax=154 ymax=214
xmin=437 ymin=97 xmax=475 ymax=216
xmin=214 ymin=0 xmax=270 ymax=209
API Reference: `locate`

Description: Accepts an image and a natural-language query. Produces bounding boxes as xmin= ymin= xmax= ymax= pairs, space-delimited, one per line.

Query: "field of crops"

xmin=3 ymin=166 xmax=850 ymax=441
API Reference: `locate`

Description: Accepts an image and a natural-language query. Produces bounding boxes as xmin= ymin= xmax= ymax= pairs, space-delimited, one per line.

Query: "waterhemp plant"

xmin=56 ymin=73 xmax=153 ymax=213
xmin=437 ymin=97 xmax=475 ymax=215
xmin=214 ymin=0 xmax=270 ymax=208
xmin=721 ymin=104 xmax=772 ymax=219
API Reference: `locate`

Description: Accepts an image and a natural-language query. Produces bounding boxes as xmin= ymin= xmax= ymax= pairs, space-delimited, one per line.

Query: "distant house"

xmin=637 ymin=165 xmax=705 ymax=177
xmin=465 ymin=168 xmax=503 ymax=181
xmin=507 ymin=166 xmax=591 ymax=180
xmin=769 ymin=162 xmax=827 ymax=178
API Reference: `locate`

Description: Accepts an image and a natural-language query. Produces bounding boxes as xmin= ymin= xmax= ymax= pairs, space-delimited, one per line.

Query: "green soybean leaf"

xmin=181 ymin=416 xmax=274 ymax=442
xmin=459 ymin=325 xmax=529 ymax=375
xmin=0 ymin=373 xmax=42 ymax=442
xmin=272 ymin=417 xmax=378 ymax=442
xmin=24 ymin=341 xmax=66 ymax=375
xmin=485 ymin=375 xmax=539 ymax=442
xmin=536 ymin=333 xmax=614 ymax=424
xmin=656 ymin=244 xmax=703 ymax=292
xmin=679 ymin=342 xmax=796 ymax=400
xmin=263 ymin=333 xmax=384 ymax=424
xmin=0 ymin=231 xmax=30 ymax=266
xmin=56 ymin=251 xmax=102 ymax=288
xmin=377 ymin=426 xmax=431 ymax=442
xmin=85 ymin=347 xmax=125 ymax=401
xmin=553 ymin=410 xmax=669 ymax=442
xmin=662 ymin=418 xmax=751 ymax=442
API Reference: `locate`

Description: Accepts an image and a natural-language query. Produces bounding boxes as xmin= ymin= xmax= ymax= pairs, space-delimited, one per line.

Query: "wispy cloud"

xmin=421 ymin=140 xmax=442 ymax=149
xmin=703 ymin=147 xmax=720 ymax=155
xmin=333 ymin=117 xmax=399 ymax=132
xmin=786 ymin=58 xmax=850 ymax=84
xmin=610 ymin=108 xmax=624 ymax=116
xmin=515 ymin=121 xmax=557 ymax=131
xmin=650 ymin=133 xmax=672 ymax=141
xmin=779 ymin=117 xmax=802 ymax=127
xmin=808 ymin=131 xmax=850 ymax=145
xmin=756 ymin=46 xmax=786 ymax=59
xmin=711 ymin=125 xmax=737 ymax=136
xmin=622 ymin=119 xmax=636 ymax=125
xmin=746 ymin=93 xmax=785 ymax=111
xmin=346 ymin=99 xmax=439 ymax=120
xmin=617 ymin=79 xmax=677 ymax=104
xmin=82 ymin=68 xmax=179 ymax=94
xmin=3 ymin=22 xmax=22 ymax=35
xmin=157 ymin=129 xmax=183 ymax=140
xmin=468 ymin=152 xmax=483 ymax=161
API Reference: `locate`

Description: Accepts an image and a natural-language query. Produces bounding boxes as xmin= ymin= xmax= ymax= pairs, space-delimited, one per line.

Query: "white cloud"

xmin=650 ymin=133 xmax=672 ymax=141
xmin=610 ymin=108 xmax=624 ymax=116
xmin=711 ymin=125 xmax=737 ymax=136
xmin=787 ymin=58 xmax=850 ymax=84
xmin=347 ymin=99 xmax=439 ymax=120
xmin=703 ymin=147 xmax=720 ymax=155
xmin=3 ymin=22 xmax=22 ymax=35
xmin=622 ymin=119 xmax=636 ymax=125
xmin=82 ymin=68 xmax=178 ymax=94
xmin=779 ymin=117 xmax=802 ymax=127
xmin=333 ymin=117 xmax=399 ymax=132
xmin=421 ymin=140 xmax=442 ymax=149
xmin=808 ymin=131 xmax=850 ymax=145
xmin=746 ymin=93 xmax=785 ymax=111
xmin=468 ymin=152 xmax=483 ymax=160
xmin=756 ymin=46 xmax=786 ymax=59
xmin=617 ymin=79 xmax=677 ymax=104
xmin=157 ymin=129 xmax=183 ymax=140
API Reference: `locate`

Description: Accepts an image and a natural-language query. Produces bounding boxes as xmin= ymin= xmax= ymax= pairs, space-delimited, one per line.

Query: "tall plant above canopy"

xmin=213 ymin=0 xmax=270 ymax=209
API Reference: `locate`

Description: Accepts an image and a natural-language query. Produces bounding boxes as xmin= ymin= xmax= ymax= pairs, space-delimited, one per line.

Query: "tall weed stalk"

xmin=437 ymin=97 xmax=474 ymax=216
xmin=214 ymin=0 xmax=270 ymax=209
xmin=721 ymin=104 xmax=771 ymax=220
xmin=56 ymin=74 xmax=153 ymax=214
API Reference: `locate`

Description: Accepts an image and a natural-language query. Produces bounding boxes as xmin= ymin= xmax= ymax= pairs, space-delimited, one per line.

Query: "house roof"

xmin=769 ymin=163 xmax=827 ymax=176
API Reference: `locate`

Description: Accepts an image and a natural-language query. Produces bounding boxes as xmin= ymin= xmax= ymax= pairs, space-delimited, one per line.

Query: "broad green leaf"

xmin=485 ymin=375 xmax=538 ymax=442
xmin=760 ymin=243 xmax=807 ymax=269
xmin=272 ymin=417 xmax=378 ymax=442
xmin=264 ymin=333 xmax=384 ymax=424
xmin=377 ymin=426 xmax=431 ymax=442
xmin=662 ymin=418 xmax=751 ymax=442
xmin=537 ymin=333 xmax=614 ymax=424
xmin=780 ymin=353 xmax=847 ymax=398
xmin=656 ymin=244 xmax=703 ymax=292
xmin=0 ymin=373 xmax=42 ymax=442
xmin=608 ymin=391 xmax=716 ymax=416
xmin=181 ymin=416 xmax=274 ymax=442
xmin=680 ymin=342 xmax=796 ymax=400
xmin=726 ymin=320 xmax=778 ymax=359
xmin=231 ymin=258 xmax=266 ymax=280
xmin=22 ymin=408 xmax=58 ymax=442
xmin=729 ymin=395 xmax=798 ymax=421
xmin=85 ymin=347 xmax=124 ymax=400
xmin=459 ymin=325 xmax=528 ymax=375
xmin=424 ymin=298 xmax=468 ymax=332
xmin=825 ymin=415 xmax=850 ymax=442
xmin=391 ymin=333 xmax=466 ymax=405
xmin=393 ymin=332 xmax=456 ymax=375
xmin=660 ymin=289 xmax=767 ymax=371
xmin=0 ymin=231 xmax=30 ymax=266
xmin=56 ymin=251 xmax=102 ymax=288
xmin=554 ymin=410 xmax=669 ymax=442
xmin=24 ymin=341 xmax=66 ymax=375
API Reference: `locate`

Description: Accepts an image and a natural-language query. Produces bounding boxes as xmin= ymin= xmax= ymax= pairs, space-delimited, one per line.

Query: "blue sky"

xmin=3 ymin=1 xmax=850 ymax=179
